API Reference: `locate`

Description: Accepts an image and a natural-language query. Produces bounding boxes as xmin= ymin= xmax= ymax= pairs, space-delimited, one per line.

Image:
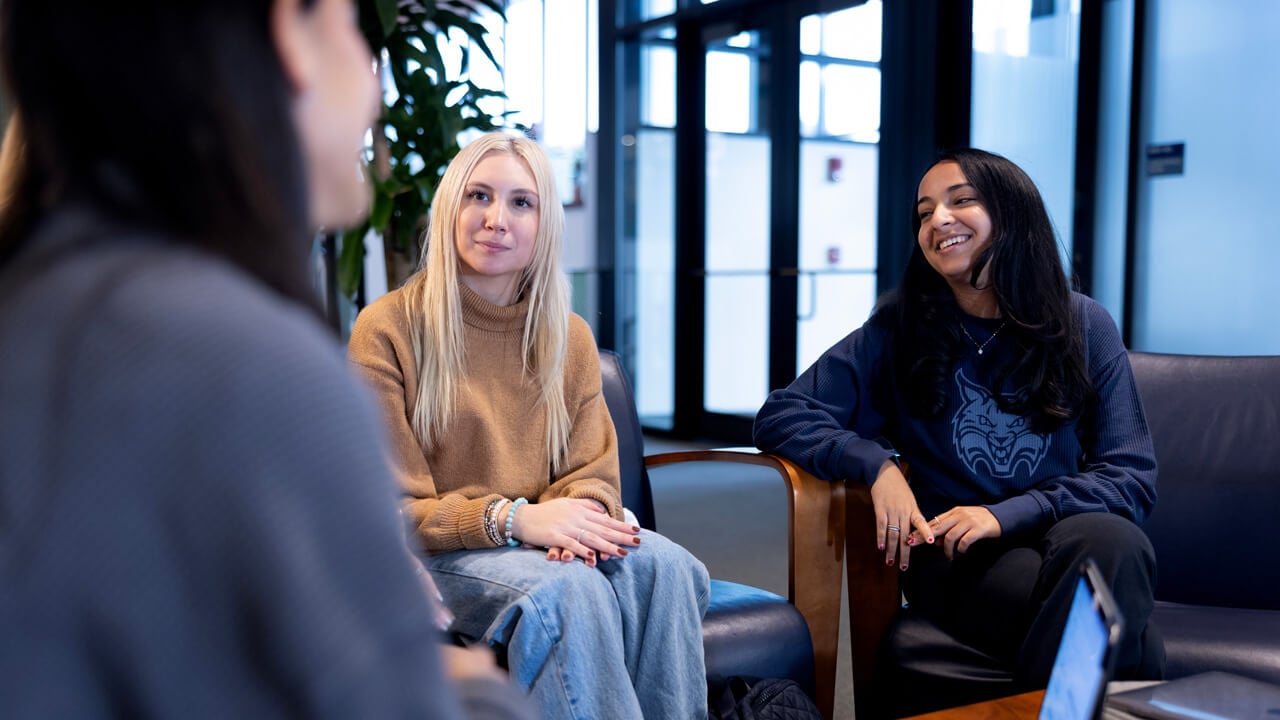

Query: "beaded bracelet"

xmin=504 ymin=497 xmax=529 ymax=547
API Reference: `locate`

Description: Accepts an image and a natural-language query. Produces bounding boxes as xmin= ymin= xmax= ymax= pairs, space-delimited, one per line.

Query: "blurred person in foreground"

xmin=0 ymin=1 xmax=532 ymax=717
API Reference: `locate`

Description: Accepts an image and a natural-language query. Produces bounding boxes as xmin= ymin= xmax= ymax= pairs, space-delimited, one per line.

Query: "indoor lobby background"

xmin=349 ymin=0 xmax=1278 ymax=446
xmin=2 ymin=5 xmax=1271 ymax=720
xmin=2 ymin=2 xmax=1268 ymax=443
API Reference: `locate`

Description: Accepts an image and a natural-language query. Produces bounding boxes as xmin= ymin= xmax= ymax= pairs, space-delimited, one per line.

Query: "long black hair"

xmin=0 ymin=0 xmax=317 ymax=304
xmin=890 ymin=148 xmax=1090 ymax=431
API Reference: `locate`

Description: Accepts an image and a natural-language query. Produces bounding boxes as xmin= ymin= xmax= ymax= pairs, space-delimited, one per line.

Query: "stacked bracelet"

xmin=504 ymin=497 xmax=528 ymax=547
xmin=484 ymin=498 xmax=510 ymax=547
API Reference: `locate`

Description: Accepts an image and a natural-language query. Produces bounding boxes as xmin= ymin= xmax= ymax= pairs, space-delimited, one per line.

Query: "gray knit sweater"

xmin=0 ymin=206 xmax=531 ymax=718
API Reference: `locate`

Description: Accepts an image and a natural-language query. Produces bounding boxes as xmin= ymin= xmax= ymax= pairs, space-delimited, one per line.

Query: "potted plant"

xmin=338 ymin=0 xmax=513 ymax=304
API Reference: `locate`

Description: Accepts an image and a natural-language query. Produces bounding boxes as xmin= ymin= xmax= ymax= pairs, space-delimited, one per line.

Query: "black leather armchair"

xmin=599 ymin=350 xmax=845 ymax=719
xmin=843 ymin=351 xmax=1280 ymax=718
xmin=1128 ymin=352 xmax=1280 ymax=684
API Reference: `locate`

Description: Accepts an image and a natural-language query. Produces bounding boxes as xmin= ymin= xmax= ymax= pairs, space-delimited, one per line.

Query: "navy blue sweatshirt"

xmin=753 ymin=293 xmax=1157 ymax=535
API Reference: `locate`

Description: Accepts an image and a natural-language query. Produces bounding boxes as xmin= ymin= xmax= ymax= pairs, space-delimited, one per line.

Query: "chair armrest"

xmin=645 ymin=448 xmax=844 ymax=720
xmin=843 ymin=481 xmax=901 ymax=720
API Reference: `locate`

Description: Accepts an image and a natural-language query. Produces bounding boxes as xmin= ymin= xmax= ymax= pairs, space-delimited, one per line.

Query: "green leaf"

xmin=369 ymin=183 xmax=394 ymax=231
xmin=433 ymin=9 xmax=502 ymax=70
xmin=346 ymin=0 xmax=516 ymax=305
xmin=374 ymin=0 xmax=399 ymax=39
xmin=337 ymin=226 xmax=367 ymax=299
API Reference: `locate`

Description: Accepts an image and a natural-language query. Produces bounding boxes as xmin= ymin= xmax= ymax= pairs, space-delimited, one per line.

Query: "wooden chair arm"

xmin=645 ymin=448 xmax=844 ymax=720
xmin=844 ymin=481 xmax=901 ymax=720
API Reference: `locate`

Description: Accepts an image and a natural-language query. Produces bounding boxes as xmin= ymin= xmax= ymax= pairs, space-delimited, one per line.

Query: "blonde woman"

xmin=349 ymin=131 xmax=710 ymax=720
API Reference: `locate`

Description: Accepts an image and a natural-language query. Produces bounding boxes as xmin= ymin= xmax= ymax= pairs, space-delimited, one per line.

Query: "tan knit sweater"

xmin=348 ymin=282 xmax=622 ymax=553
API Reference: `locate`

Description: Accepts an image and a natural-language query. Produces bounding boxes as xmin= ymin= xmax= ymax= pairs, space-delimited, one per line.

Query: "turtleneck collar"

xmin=459 ymin=281 xmax=529 ymax=333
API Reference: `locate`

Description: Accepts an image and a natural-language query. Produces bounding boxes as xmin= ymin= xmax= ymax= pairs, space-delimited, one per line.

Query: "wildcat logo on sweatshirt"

xmin=951 ymin=370 xmax=1050 ymax=479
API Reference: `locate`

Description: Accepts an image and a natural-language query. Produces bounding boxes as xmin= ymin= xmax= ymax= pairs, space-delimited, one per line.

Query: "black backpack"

xmin=708 ymin=676 xmax=824 ymax=720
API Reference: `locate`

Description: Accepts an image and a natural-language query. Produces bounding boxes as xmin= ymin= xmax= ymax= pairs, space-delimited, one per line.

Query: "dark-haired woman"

xmin=0 ymin=1 xmax=528 ymax=717
xmin=754 ymin=149 xmax=1164 ymax=690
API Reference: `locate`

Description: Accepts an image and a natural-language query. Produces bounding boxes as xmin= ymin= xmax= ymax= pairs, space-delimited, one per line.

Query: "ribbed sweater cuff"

xmin=985 ymin=492 xmax=1046 ymax=535
xmin=841 ymin=437 xmax=897 ymax=485
xmin=452 ymin=495 xmax=503 ymax=549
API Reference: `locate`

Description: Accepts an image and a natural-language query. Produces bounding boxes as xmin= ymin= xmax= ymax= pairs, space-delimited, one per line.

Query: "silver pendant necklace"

xmin=959 ymin=320 xmax=1008 ymax=356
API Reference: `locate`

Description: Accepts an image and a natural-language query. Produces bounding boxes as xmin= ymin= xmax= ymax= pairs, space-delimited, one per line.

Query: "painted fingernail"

xmin=886 ymin=558 xmax=894 ymax=566
xmin=631 ymin=526 xmax=641 ymax=532
xmin=900 ymin=564 xmax=908 ymax=571
xmin=632 ymin=537 xmax=641 ymax=544
xmin=927 ymin=536 xmax=935 ymax=544
xmin=906 ymin=538 xmax=915 ymax=546
xmin=878 ymin=544 xmax=885 ymax=551
xmin=617 ymin=548 xmax=629 ymax=556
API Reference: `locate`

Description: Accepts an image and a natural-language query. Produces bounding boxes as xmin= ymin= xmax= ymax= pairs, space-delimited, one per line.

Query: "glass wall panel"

xmin=503 ymin=0 xmax=543 ymax=129
xmin=971 ymin=0 xmax=1079 ymax=266
xmin=796 ymin=6 xmax=881 ymax=375
xmin=621 ymin=0 xmax=675 ymax=25
xmin=642 ymin=45 xmax=677 ymax=128
xmin=820 ymin=64 xmax=880 ymax=142
xmin=1132 ymin=1 xmax=1280 ymax=354
xmin=704 ymin=131 xmax=770 ymax=414
xmin=1091 ymin=0 xmax=1134 ymax=324
xmin=705 ymin=52 xmax=755 ymax=134
xmin=821 ymin=2 xmax=882 ymax=62
xmin=797 ymin=141 xmax=878 ymax=372
xmin=634 ymin=128 xmax=677 ymax=425
xmin=625 ymin=26 xmax=678 ymax=428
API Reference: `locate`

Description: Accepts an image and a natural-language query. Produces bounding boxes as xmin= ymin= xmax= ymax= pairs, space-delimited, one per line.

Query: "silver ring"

xmin=576 ymin=528 xmax=586 ymax=543
xmin=886 ymin=525 xmax=900 ymax=532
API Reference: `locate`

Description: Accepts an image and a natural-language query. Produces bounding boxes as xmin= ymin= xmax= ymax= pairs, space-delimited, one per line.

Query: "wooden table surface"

xmin=901 ymin=689 xmax=1045 ymax=719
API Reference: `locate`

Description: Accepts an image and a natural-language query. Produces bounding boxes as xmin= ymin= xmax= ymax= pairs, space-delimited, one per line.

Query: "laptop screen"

xmin=1038 ymin=562 xmax=1122 ymax=720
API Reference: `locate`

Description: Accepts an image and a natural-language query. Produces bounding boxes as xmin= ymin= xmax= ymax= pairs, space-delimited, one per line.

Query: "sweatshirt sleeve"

xmin=753 ymin=321 xmax=895 ymax=484
xmin=538 ymin=316 xmax=624 ymax=519
xmin=985 ymin=300 xmax=1158 ymax=533
xmin=347 ymin=294 xmax=502 ymax=552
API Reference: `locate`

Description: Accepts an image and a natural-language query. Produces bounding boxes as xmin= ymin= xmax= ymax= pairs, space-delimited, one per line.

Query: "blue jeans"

xmin=430 ymin=530 xmax=710 ymax=720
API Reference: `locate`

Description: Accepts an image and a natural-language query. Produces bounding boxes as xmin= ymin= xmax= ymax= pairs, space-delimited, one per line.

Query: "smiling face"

xmin=915 ymin=160 xmax=994 ymax=296
xmin=454 ymin=151 xmax=541 ymax=306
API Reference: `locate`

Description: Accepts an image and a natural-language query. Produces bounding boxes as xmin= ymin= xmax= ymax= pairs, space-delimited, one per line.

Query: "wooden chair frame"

xmin=844 ymin=482 xmax=902 ymax=720
xmin=644 ymin=449 xmax=847 ymax=720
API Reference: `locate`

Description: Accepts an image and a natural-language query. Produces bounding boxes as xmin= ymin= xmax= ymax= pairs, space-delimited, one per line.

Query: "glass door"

xmin=702 ymin=27 xmax=774 ymax=423
xmin=795 ymin=2 xmax=883 ymax=374
xmin=615 ymin=0 xmax=879 ymax=442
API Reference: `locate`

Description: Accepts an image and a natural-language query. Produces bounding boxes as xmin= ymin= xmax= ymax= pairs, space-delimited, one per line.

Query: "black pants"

xmin=901 ymin=512 xmax=1166 ymax=686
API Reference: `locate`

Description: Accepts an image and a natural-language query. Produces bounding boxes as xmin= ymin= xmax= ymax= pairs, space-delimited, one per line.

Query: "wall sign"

xmin=1146 ymin=142 xmax=1185 ymax=177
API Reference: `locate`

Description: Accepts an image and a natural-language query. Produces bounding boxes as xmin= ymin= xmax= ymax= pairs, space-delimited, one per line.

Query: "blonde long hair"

xmin=402 ymin=132 xmax=571 ymax=470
